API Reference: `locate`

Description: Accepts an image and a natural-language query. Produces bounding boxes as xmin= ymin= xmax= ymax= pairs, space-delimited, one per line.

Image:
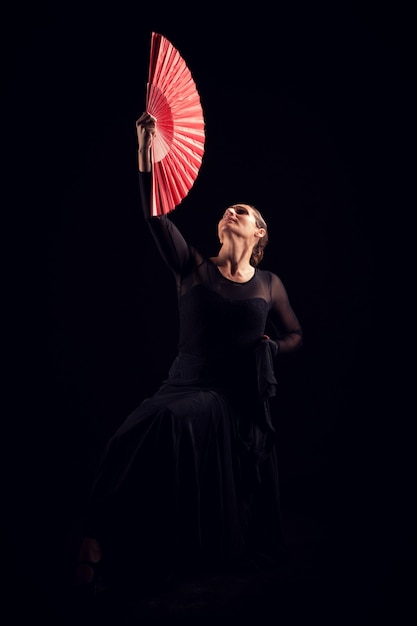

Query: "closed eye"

xmin=224 ymin=205 xmax=249 ymax=217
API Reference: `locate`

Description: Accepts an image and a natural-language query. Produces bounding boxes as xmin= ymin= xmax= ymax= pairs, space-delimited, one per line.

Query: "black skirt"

xmin=84 ymin=346 xmax=284 ymax=586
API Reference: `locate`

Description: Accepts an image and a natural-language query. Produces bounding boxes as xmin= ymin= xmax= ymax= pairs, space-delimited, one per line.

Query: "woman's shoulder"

xmin=181 ymin=244 xmax=206 ymax=273
xmin=255 ymin=268 xmax=287 ymax=292
xmin=256 ymin=267 xmax=280 ymax=281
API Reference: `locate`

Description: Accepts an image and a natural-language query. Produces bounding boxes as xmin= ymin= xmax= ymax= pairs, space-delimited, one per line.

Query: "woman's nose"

xmin=226 ymin=207 xmax=235 ymax=216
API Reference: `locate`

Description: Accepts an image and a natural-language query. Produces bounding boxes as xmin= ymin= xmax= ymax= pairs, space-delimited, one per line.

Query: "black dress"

xmin=84 ymin=172 xmax=302 ymax=588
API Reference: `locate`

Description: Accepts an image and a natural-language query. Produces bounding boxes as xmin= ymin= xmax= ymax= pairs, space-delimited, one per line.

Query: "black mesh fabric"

xmin=84 ymin=173 xmax=303 ymax=587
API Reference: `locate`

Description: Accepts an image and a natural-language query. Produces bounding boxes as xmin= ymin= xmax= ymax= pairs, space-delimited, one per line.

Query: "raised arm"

xmin=136 ymin=112 xmax=192 ymax=275
xmin=137 ymin=111 xmax=156 ymax=173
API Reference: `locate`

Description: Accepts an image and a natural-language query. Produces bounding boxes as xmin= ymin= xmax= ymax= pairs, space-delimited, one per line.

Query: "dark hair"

xmin=249 ymin=205 xmax=269 ymax=267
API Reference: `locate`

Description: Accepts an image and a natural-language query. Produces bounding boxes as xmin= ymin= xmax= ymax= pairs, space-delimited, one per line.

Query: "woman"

xmin=75 ymin=112 xmax=303 ymax=594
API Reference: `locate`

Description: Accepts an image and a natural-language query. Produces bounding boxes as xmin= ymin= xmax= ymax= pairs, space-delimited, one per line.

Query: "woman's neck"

xmin=210 ymin=243 xmax=255 ymax=281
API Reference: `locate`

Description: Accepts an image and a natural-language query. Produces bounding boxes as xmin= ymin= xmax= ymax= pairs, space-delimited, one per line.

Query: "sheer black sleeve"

xmin=268 ymin=272 xmax=303 ymax=354
xmin=138 ymin=171 xmax=192 ymax=275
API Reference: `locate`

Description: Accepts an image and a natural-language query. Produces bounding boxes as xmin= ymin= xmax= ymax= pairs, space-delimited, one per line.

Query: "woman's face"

xmin=218 ymin=204 xmax=264 ymax=243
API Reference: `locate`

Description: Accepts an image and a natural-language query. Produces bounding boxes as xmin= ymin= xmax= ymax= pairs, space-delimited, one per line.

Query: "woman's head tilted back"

xmin=218 ymin=203 xmax=269 ymax=267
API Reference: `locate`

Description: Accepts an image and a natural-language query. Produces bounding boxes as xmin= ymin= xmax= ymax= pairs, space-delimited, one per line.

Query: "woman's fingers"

xmin=136 ymin=112 xmax=157 ymax=127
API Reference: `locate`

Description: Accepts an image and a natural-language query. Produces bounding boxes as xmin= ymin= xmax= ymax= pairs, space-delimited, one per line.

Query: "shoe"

xmin=75 ymin=559 xmax=105 ymax=596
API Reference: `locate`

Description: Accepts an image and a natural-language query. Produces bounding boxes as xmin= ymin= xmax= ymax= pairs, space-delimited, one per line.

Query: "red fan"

xmin=145 ymin=32 xmax=205 ymax=216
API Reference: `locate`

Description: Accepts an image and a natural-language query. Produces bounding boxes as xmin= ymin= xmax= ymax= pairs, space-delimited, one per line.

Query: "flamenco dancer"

xmin=75 ymin=112 xmax=303 ymax=595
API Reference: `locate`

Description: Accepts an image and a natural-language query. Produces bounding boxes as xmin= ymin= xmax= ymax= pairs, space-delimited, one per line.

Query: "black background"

xmin=4 ymin=1 xmax=415 ymax=624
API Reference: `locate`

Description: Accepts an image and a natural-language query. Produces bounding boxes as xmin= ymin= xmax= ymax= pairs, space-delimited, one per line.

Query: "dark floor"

xmin=5 ymin=503 xmax=415 ymax=626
